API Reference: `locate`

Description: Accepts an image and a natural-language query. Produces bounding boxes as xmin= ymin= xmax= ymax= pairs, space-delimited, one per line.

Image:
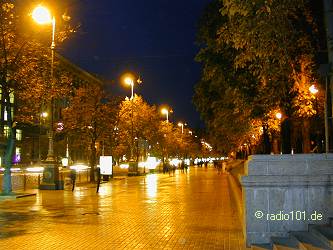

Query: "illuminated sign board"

xmin=100 ymin=156 xmax=113 ymax=175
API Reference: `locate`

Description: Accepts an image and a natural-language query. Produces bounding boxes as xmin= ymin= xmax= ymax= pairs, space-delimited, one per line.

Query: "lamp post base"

xmin=128 ymin=161 xmax=139 ymax=176
xmin=39 ymin=162 xmax=63 ymax=190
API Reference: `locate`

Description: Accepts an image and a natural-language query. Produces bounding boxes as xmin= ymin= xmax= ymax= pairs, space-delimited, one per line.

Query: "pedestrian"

xmin=217 ymin=163 xmax=222 ymax=175
xmin=162 ymin=162 xmax=166 ymax=174
xmin=70 ymin=169 xmax=76 ymax=192
xmin=96 ymin=167 xmax=101 ymax=193
xmin=181 ymin=161 xmax=185 ymax=173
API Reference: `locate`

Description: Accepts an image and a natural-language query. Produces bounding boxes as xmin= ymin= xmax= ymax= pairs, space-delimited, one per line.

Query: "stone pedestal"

xmin=128 ymin=161 xmax=139 ymax=176
xmin=241 ymin=154 xmax=333 ymax=246
xmin=39 ymin=162 xmax=63 ymax=190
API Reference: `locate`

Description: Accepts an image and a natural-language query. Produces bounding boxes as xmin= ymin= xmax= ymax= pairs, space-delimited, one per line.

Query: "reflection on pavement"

xmin=0 ymin=168 xmax=245 ymax=249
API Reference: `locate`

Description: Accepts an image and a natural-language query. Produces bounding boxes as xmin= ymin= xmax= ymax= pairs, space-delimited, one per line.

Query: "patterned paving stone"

xmin=0 ymin=167 xmax=248 ymax=249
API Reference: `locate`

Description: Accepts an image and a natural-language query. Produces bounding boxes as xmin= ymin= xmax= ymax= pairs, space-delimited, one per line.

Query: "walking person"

xmin=70 ymin=169 xmax=76 ymax=192
xmin=217 ymin=162 xmax=222 ymax=175
xmin=96 ymin=167 xmax=101 ymax=193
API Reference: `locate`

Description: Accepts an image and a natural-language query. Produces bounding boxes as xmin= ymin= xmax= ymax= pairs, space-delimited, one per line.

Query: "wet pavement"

xmin=0 ymin=167 xmax=246 ymax=249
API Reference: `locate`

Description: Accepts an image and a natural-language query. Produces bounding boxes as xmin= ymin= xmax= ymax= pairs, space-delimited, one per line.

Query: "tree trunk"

xmin=302 ymin=119 xmax=311 ymax=153
xmin=263 ymin=124 xmax=271 ymax=154
xmin=89 ymin=140 xmax=97 ymax=182
xmin=281 ymin=118 xmax=291 ymax=154
xmin=272 ymin=137 xmax=279 ymax=154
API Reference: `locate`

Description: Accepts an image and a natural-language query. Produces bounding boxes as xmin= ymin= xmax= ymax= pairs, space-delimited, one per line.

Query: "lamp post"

xmin=161 ymin=108 xmax=169 ymax=122
xmin=275 ymin=112 xmax=283 ymax=154
xmin=123 ymin=75 xmax=142 ymax=174
xmin=309 ymin=84 xmax=323 ymax=153
xmin=32 ymin=5 xmax=62 ymax=190
xmin=124 ymin=76 xmax=142 ymax=100
xmin=32 ymin=6 xmax=56 ymax=161
xmin=178 ymin=122 xmax=187 ymax=134
xmin=39 ymin=112 xmax=48 ymax=161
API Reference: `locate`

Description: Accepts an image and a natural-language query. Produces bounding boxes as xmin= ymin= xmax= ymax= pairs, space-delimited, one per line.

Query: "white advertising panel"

xmin=100 ymin=156 xmax=113 ymax=175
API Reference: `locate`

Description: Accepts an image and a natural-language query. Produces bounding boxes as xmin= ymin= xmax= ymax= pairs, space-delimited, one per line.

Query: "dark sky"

xmin=59 ymin=0 xmax=211 ymax=128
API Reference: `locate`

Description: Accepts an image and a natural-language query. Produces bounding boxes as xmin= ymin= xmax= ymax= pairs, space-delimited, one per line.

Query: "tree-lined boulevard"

xmin=1 ymin=1 xmax=333 ymax=249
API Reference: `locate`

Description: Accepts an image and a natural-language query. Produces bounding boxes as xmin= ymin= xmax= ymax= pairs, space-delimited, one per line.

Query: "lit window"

xmin=4 ymin=125 xmax=10 ymax=137
xmin=9 ymin=91 xmax=14 ymax=103
xmin=16 ymin=129 xmax=22 ymax=141
xmin=14 ymin=147 xmax=21 ymax=163
xmin=4 ymin=107 xmax=14 ymax=121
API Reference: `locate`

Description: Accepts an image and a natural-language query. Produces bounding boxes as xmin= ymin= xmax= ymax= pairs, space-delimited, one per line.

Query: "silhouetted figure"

xmin=181 ymin=161 xmax=185 ymax=173
xmin=96 ymin=167 xmax=101 ymax=193
xmin=70 ymin=169 xmax=76 ymax=192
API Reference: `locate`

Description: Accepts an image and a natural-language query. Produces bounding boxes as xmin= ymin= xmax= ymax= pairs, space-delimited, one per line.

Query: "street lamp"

xmin=161 ymin=108 xmax=170 ymax=122
xmin=122 ymin=75 xmax=142 ymax=174
xmin=275 ymin=112 xmax=282 ymax=120
xmin=124 ymin=75 xmax=142 ymax=100
xmin=39 ymin=112 xmax=48 ymax=161
xmin=309 ymin=84 xmax=326 ymax=153
xmin=32 ymin=5 xmax=56 ymax=162
xmin=275 ymin=112 xmax=283 ymax=154
xmin=32 ymin=5 xmax=63 ymax=190
xmin=124 ymin=77 xmax=134 ymax=100
xmin=309 ymin=84 xmax=319 ymax=95
xmin=178 ymin=122 xmax=185 ymax=134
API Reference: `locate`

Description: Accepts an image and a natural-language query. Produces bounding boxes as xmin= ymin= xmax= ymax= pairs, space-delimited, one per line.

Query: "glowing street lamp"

xmin=32 ymin=5 xmax=56 ymax=162
xmin=309 ymin=84 xmax=319 ymax=95
xmin=275 ymin=112 xmax=283 ymax=154
xmin=161 ymin=108 xmax=170 ymax=122
xmin=124 ymin=77 xmax=134 ymax=100
xmin=275 ymin=112 xmax=282 ymax=120
xmin=178 ymin=122 xmax=185 ymax=134
xmin=122 ymin=75 xmax=142 ymax=166
xmin=123 ymin=75 xmax=142 ymax=100
xmin=32 ymin=5 xmax=70 ymax=189
xmin=32 ymin=5 xmax=52 ymax=25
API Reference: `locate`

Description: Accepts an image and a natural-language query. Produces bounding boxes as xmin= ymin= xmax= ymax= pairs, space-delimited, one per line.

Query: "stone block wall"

xmin=241 ymin=154 xmax=333 ymax=246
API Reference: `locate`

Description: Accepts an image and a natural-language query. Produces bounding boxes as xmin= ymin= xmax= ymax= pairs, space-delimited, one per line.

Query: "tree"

xmin=0 ymin=1 xmax=74 ymax=194
xmin=116 ymin=95 xmax=160 ymax=162
xmin=194 ymin=0 xmax=321 ymax=155
xmin=220 ymin=0 xmax=320 ymax=152
xmin=194 ymin=0 xmax=259 ymax=153
xmin=62 ymin=84 xmax=117 ymax=182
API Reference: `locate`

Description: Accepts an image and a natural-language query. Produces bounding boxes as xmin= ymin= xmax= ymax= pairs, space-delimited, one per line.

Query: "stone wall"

xmin=241 ymin=154 xmax=333 ymax=246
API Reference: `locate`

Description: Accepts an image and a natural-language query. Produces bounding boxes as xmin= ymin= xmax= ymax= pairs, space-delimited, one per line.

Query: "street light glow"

xmin=32 ymin=5 xmax=52 ymax=25
xmin=124 ymin=77 xmax=134 ymax=86
xmin=161 ymin=108 xmax=168 ymax=115
xmin=276 ymin=112 xmax=282 ymax=120
xmin=309 ymin=84 xmax=318 ymax=94
xmin=41 ymin=112 xmax=48 ymax=118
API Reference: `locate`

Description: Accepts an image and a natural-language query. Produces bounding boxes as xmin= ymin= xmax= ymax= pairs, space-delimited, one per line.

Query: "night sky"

xmin=59 ymin=0 xmax=211 ymax=128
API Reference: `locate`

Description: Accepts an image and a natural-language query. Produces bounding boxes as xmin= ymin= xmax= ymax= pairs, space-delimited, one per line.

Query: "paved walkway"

xmin=0 ymin=167 xmax=246 ymax=249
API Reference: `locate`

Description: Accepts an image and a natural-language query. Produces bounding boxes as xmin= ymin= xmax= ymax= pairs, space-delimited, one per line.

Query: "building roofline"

xmin=56 ymin=53 xmax=104 ymax=86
